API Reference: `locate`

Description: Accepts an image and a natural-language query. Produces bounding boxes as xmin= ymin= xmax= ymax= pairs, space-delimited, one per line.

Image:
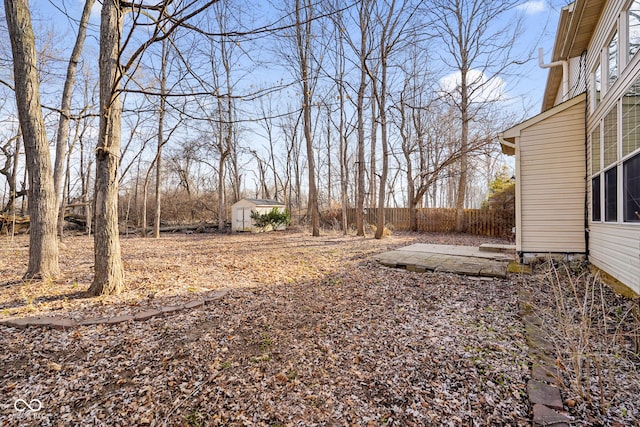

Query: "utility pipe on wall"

xmin=538 ymin=47 xmax=569 ymax=102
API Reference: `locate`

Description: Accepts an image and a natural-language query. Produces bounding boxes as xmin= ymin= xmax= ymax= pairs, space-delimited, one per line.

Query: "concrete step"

xmin=479 ymin=243 xmax=516 ymax=254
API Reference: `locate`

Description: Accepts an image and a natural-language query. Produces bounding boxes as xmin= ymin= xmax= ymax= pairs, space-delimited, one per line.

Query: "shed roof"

xmin=239 ymin=198 xmax=284 ymax=206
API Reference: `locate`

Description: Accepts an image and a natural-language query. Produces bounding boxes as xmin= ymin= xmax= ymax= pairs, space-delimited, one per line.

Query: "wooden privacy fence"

xmin=345 ymin=207 xmax=514 ymax=237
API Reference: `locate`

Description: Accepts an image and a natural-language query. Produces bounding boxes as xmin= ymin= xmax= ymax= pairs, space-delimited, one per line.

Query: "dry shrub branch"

xmin=535 ymin=261 xmax=640 ymax=422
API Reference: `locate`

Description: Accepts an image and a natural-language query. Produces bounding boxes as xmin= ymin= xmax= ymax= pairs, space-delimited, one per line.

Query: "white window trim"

xmin=627 ymin=0 xmax=640 ymax=62
xmin=592 ymin=96 xmax=640 ymax=225
xmin=592 ymin=62 xmax=602 ymax=113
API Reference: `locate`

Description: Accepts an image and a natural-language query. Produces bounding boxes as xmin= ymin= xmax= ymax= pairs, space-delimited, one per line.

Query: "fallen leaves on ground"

xmin=0 ymin=229 xmax=636 ymax=425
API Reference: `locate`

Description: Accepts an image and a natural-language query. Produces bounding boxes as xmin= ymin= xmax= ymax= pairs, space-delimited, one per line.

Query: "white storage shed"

xmin=231 ymin=198 xmax=287 ymax=232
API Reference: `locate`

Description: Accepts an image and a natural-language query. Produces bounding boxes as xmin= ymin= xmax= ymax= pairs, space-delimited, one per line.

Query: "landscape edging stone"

xmin=0 ymin=289 xmax=229 ymax=330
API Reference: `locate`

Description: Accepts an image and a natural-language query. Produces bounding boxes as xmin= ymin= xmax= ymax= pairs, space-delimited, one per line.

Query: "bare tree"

xmin=332 ymin=5 xmax=351 ymax=235
xmin=89 ymin=0 xmax=125 ymax=296
xmin=349 ymin=0 xmax=374 ymax=236
xmin=280 ymin=108 xmax=303 ymax=213
xmin=295 ymin=0 xmax=321 ymax=236
xmin=154 ymin=37 xmax=169 ymax=238
xmin=257 ymin=96 xmax=285 ymax=202
xmin=0 ymin=132 xmax=26 ymax=215
xmin=4 ymin=0 xmax=60 ymax=279
xmin=53 ymin=0 xmax=95 ymax=238
xmin=90 ymin=0 xmax=218 ymax=295
xmin=429 ymin=0 xmax=524 ymax=231
xmin=211 ymin=0 xmax=237 ymax=231
xmin=366 ymin=0 xmax=419 ymax=239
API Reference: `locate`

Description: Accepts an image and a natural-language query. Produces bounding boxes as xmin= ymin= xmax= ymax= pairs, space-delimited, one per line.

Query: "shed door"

xmin=235 ymin=207 xmax=252 ymax=231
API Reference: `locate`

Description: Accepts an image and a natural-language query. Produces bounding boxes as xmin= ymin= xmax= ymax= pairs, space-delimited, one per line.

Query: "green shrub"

xmin=250 ymin=208 xmax=290 ymax=231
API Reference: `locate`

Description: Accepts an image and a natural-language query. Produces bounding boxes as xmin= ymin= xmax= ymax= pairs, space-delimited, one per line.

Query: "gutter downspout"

xmin=582 ymin=52 xmax=589 ymax=259
xmin=497 ymin=133 xmax=520 ymax=261
xmin=539 ymin=48 xmax=569 ymax=102
xmin=583 ymin=90 xmax=590 ymax=259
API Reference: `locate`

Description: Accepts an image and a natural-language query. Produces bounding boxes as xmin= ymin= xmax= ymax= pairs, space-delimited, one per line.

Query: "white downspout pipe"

xmin=538 ymin=47 xmax=569 ymax=102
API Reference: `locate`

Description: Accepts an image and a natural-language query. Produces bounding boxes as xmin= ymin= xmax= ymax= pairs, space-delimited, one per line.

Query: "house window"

xmin=605 ymin=167 xmax=618 ymax=222
xmin=629 ymin=0 xmax=640 ymax=59
xmin=622 ymin=77 xmax=640 ymax=157
xmin=625 ymin=153 xmax=640 ymax=222
xmin=595 ymin=63 xmax=602 ymax=106
xmin=603 ymin=106 xmax=618 ymax=167
xmin=608 ymin=31 xmax=619 ymax=88
xmin=592 ymin=125 xmax=601 ymax=173
xmin=592 ymin=176 xmax=602 ymax=221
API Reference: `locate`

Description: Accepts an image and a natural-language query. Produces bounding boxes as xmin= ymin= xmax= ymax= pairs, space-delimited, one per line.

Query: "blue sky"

xmin=27 ymin=0 xmax=570 ymax=112
xmin=508 ymin=0 xmax=573 ymax=114
xmin=0 ymin=0 xmax=577 ymax=204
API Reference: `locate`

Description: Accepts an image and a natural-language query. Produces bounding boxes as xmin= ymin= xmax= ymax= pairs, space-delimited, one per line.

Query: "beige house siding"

xmin=503 ymin=95 xmax=587 ymax=254
xmin=589 ymin=225 xmax=640 ymax=294
xmin=505 ymin=0 xmax=640 ymax=295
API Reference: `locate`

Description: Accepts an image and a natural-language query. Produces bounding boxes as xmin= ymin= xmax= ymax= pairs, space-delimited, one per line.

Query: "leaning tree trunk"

xmin=53 ymin=0 xmax=95 ymax=238
xmin=88 ymin=0 xmax=124 ymax=296
xmin=5 ymin=0 xmax=60 ymax=280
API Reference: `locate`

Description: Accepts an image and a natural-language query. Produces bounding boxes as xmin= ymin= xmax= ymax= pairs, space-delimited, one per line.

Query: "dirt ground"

xmin=0 ymin=229 xmax=637 ymax=426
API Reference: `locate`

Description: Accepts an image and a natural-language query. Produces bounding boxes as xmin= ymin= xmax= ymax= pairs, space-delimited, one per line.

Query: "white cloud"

xmin=75 ymin=0 xmax=101 ymax=21
xmin=438 ymin=69 xmax=509 ymax=104
xmin=516 ymin=0 xmax=547 ymax=14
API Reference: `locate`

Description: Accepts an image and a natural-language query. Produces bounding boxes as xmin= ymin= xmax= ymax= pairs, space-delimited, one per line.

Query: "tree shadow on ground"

xmin=0 ymin=289 xmax=88 ymax=311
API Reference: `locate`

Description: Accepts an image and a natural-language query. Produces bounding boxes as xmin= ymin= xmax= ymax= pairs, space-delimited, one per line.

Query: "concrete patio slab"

xmin=375 ymin=244 xmax=515 ymax=278
xmin=398 ymin=244 xmax=515 ymax=261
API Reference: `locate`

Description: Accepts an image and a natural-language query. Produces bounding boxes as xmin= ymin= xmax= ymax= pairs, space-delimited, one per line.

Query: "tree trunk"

xmin=336 ymin=22 xmax=348 ymax=235
xmin=372 ymin=0 xmax=398 ymax=240
xmin=217 ymin=151 xmax=227 ymax=228
xmin=53 ymin=0 xmax=94 ymax=237
xmin=355 ymin=0 xmax=371 ymax=237
xmin=5 ymin=0 xmax=60 ymax=280
xmin=89 ymin=0 xmax=125 ymax=296
xmin=326 ymin=110 xmax=332 ymax=207
xmin=141 ymin=162 xmax=155 ymax=238
xmin=455 ymin=66 xmax=469 ymax=233
xmin=296 ymin=0 xmax=319 ymax=237
xmin=79 ymin=113 xmax=93 ymax=235
xmin=219 ymin=31 xmax=234 ymax=231
xmin=154 ymin=38 xmax=168 ymax=239
xmin=374 ymin=59 xmax=387 ymax=240
xmin=0 ymin=132 xmax=21 ymax=214
xmin=154 ymin=122 xmax=163 ymax=238
xmin=455 ymin=153 xmax=467 ymax=232
xmin=370 ymin=88 xmax=377 ymax=210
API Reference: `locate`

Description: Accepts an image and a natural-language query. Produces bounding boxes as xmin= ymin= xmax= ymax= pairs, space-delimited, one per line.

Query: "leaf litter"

xmin=0 ymin=229 xmax=636 ymax=425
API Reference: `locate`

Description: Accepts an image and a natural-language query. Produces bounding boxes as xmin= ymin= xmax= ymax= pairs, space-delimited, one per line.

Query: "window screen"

xmin=622 ymin=79 xmax=640 ymax=157
xmin=595 ymin=63 xmax=602 ymax=106
xmin=604 ymin=106 xmax=618 ymax=167
xmin=592 ymin=176 xmax=602 ymax=221
xmin=605 ymin=167 xmax=618 ymax=222
xmin=592 ymin=125 xmax=601 ymax=174
xmin=624 ymin=153 xmax=640 ymax=222
xmin=609 ymin=31 xmax=619 ymax=88
xmin=629 ymin=1 xmax=640 ymax=59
